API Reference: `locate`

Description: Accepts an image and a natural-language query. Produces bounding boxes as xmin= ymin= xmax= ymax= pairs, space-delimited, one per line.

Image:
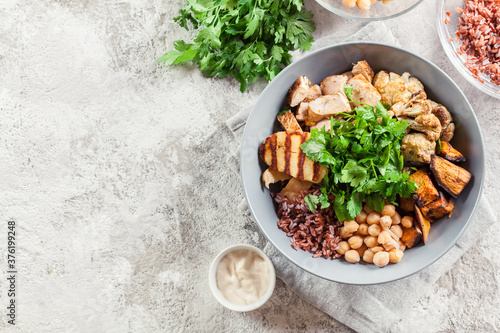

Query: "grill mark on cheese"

xmin=270 ymin=133 xmax=277 ymax=170
xmin=313 ymin=161 xmax=320 ymax=182
xmin=296 ymin=133 xmax=307 ymax=180
xmin=284 ymin=133 xmax=292 ymax=174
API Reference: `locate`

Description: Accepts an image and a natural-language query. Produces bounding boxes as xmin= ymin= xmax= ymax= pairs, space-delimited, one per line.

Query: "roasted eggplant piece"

xmin=409 ymin=169 xmax=440 ymax=207
xmin=430 ymin=155 xmax=472 ymax=198
xmin=401 ymin=224 xmax=422 ymax=249
xmin=421 ymin=192 xmax=454 ymax=222
xmin=277 ymin=110 xmax=303 ymax=132
xmin=414 ymin=205 xmax=431 ymax=244
xmin=438 ymin=141 xmax=465 ymax=162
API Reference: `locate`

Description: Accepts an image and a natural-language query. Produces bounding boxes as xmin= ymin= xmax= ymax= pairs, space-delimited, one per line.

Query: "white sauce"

xmin=216 ymin=249 xmax=270 ymax=305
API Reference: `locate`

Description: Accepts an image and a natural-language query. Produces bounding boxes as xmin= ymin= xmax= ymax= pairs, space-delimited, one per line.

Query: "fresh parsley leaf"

xmin=160 ymin=0 xmax=316 ymax=92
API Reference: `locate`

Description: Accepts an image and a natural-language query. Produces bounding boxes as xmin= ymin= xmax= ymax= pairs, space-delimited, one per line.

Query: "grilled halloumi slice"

xmin=258 ymin=131 xmax=328 ymax=183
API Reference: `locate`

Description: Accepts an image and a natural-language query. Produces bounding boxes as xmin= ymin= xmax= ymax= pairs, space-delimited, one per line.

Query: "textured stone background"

xmin=0 ymin=0 xmax=499 ymax=332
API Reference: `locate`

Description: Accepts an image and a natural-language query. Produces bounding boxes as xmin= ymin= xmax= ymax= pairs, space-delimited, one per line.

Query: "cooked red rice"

xmin=455 ymin=0 xmax=500 ymax=85
xmin=273 ymin=186 xmax=341 ymax=259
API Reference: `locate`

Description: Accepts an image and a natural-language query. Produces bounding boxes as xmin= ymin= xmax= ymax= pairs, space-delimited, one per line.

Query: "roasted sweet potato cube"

xmin=277 ymin=110 xmax=303 ymax=132
xmin=430 ymin=155 xmax=472 ymax=198
xmin=410 ymin=169 xmax=440 ymax=207
xmin=399 ymin=196 xmax=416 ymax=212
xmin=421 ymin=192 xmax=454 ymax=222
xmin=414 ymin=205 xmax=431 ymax=244
xmin=439 ymin=141 xmax=465 ymax=162
xmin=401 ymin=225 xmax=422 ymax=249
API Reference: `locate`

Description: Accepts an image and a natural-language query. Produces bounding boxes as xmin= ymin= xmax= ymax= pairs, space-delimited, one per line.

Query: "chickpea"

xmin=344 ymin=249 xmax=360 ymax=263
xmin=344 ymin=220 xmax=359 ymax=234
xmin=342 ymin=0 xmax=357 ymax=7
xmin=366 ymin=212 xmax=381 ymax=225
xmin=401 ymin=215 xmax=414 ymax=229
xmin=339 ymin=227 xmax=353 ymax=239
xmin=348 ymin=235 xmax=364 ymax=249
xmin=364 ymin=235 xmax=378 ymax=248
xmin=390 ymin=225 xmax=403 ymax=239
xmin=356 ymin=210 xmax=368 ymax=224
xmin=370 ymin=0 xmax=377 ymax=4
xmin=371 ymin=246 xmax=384 ymax=253
xmin=381 ymin=204 xmax=396 ymax=217
xmin=391 ymin=211 xmax=402 ymax=225
xmin=363 ymin=204 xmax=374 ymax=214
xmin=389 ymin=249 xmax=404 ymax=263
xmin=355 ymin=243 xmax=368 ymax=257
xmin=379 ymin=215 xmax=392 ymax=229
xmin=399 ymin=241 xmax=406 ymax=252
xmin=377 ymin=230 xmax=392 ymax=245
xmin=363 ymin=249 xmax=375 ymax=263
xmin=336 ymin=241 xmax=350 ymax=255
xmin=373 ymin=251 xmax=390 ymax=268
xmin=357 ymin=223 xmax=369 ymax=236
xmin=383 ymin=239 xmax=399 ymax=251
xmin=368 ymin=224 xmax=381 ymax=237
xmin=356 ymin=0 xmax=371 ymax=10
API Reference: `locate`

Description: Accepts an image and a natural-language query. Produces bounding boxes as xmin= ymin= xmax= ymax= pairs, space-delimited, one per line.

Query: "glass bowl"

xmin=315 ymin=0 xmax=423 ymax=21
xmin=437 ymin=0 xmax=500 ymax=99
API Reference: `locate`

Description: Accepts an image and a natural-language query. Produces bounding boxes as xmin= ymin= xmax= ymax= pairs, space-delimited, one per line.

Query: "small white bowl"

xmin=208 ymin=244 xmax=276 ymax=312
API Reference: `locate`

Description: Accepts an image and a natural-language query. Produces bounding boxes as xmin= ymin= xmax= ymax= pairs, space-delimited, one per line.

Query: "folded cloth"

xmin=225 ymin=21 xmax=497 ymax=333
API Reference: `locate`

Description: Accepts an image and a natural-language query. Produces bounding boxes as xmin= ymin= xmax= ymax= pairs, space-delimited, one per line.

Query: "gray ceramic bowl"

xmin=240 ymin=42 xmax=485 ymax=284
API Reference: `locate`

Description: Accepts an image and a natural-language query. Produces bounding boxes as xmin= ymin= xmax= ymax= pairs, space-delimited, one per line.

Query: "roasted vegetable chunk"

xmin=399 ymin=196 xmax=416 ymax=212
xmin=430 ymin=155 xmax=472 ymax=198
xmin=414 ymin=205 xmax=431 ymax=244
xmin=439 ymin=141 xmax=465 ymax=162
xmin=420 ymin=192 xmax=454 ymax=222
xmin=261 ymin=168 xmax=292 ymax=189
xmin=259 ymin=132 xmax=328 ymax=183
xmin=277 ymin=110 xmax=303 ymax=132
xmin=401 ymin=225 xmax=422 ymax=249
xmin=409 ymin=169 xmax=440 ymax=207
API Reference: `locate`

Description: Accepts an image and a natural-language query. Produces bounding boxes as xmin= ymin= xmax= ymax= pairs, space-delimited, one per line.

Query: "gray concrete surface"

xmin=0 ymin=0 xmax=499 ymax=332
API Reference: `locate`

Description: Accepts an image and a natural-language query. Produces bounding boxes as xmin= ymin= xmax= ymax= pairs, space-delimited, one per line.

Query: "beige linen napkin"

xmin=226 ymin=22 xmax=496 ymax=333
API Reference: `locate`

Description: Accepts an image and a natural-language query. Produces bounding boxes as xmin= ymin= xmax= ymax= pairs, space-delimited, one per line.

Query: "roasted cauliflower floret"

xmin=401 ymin=114 xmax=442 ymax=141
xmin=401 ymin=133 xmax=436 ymax=165
xmin=392 ymin=91 xmax=432 ymax=118
xmin=401 ymin=72 xmax=424 ymax=94
xmin=429 ymin=100 xmax=455 ymax=141
xmin=373 ymin=71 xmax=411 ymax=106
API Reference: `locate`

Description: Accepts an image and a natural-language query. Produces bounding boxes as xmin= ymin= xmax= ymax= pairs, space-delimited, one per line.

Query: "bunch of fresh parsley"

xmin=159 ymin=0 xmax=315 ymax=92
xmin=301 ymin=86 xmax=418 ymax=222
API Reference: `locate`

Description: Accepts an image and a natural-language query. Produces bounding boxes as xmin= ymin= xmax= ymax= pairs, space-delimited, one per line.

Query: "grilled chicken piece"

xmin=310 ymin=118 xmax=332 ymax=132
xmin=286 ymin=76 xmax=311 ymax=107
xmin=259 ymin=131 xmax=328 ymax=183
xmin=262 ymin=168 xmax=292 ymax=189
xmin=430 ymin=155 xmax=471 ymax=198
xmin=414 ymin=205 xmax=431 ymax=244
xmin=352 ymin=60 xmax=375 ymax=82
xmin=392 ymin=91 xmax=432 ymax=118
xmin=401 ymin=114 xmax=442 ymax=141
xmin=277 ymin=110 xmax=302 ymax=132
xmin=305 ymin=93 xmax=351 ymax=126
xmin=420 ymin=192 xmax=454 ymax=222
xmin=409 ymin=169 xmax=440 ymax=207
xmin=373 ymin=70 xmax=412 ymax=106
xmin=348 ymin=74 xmax=381 ymax=106
xmin=320 ymin=74 xmax=348 ymax=96
xmin=308 ymin=84 xmax=322 ymax=100
xmin=401 ymin=133 xmax=436 ymax=165
xmin=439 ymin=141 xmax=465 ymax=162
xmin=295 ymin=102 xmax=309 ymax=122
xmin=401 ymin=72 xmax=424 ymax=94
xmin=279 ymin=178 xmax=313 ymax=200
xmin=429 ymin=100 xmax=455 ymax=141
